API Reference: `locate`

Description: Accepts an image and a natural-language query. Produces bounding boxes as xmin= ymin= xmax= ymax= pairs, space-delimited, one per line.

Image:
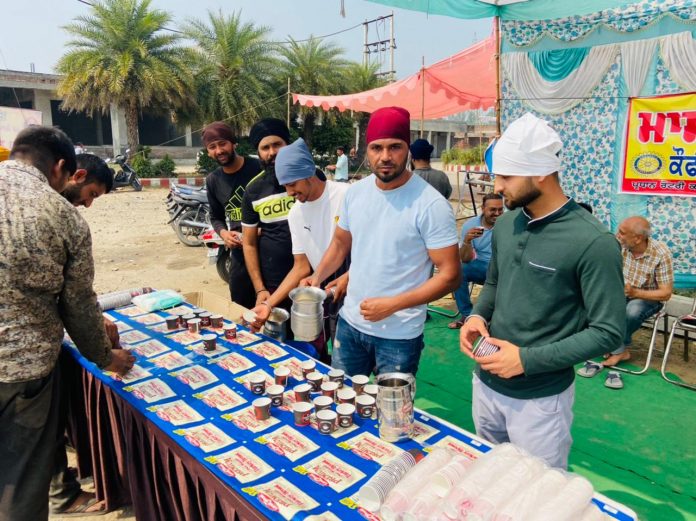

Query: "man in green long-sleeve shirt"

xmin=460 ymin=113 xmax=625 ymax=469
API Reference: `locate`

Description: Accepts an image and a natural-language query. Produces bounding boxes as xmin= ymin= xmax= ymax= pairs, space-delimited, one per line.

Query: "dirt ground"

xmin=52 ymin=186 xmax=694 ymax=519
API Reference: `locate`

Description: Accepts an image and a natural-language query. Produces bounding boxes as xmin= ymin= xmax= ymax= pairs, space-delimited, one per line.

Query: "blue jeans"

xmin=453 ymin=259 xmax=489 ymax=317
xmin=611 ymin=298 xmax=663 ymax=354
xmin=332 ymin=316 xmax=425 ymax=376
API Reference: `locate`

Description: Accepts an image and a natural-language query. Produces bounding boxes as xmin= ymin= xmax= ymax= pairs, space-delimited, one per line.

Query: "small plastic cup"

xmin=294 ymin=383 xmax=312 ymax=403
xmin=316 ymin=409 xmax=337 ymax=434
xmin=306 ymin=371 xmax=324 ymax=392
xmin=165 ymin=315 xmax=179 ymax=330
xmin=223 ymin=323 xmax=237 ymax=340
xmin=199 ymin=312 xmax=212 ymax=327
xmin=356 ymin=394 xmax=376 ymax=418
xmin=337 ymin=387 xmax=356 ymax=405
xmin=182 ymin=313 xmax=196 ymax=328
xmin=249 ymin=373 xmax=266 ymax=395
xmin=327 ymin=368 xmax=345 ymax=387
xmin=320 ymin=381 xmax=339 ymax=401
xmin=210 ymin=314 xmax=224 ymax=328
xmin=253 ymin=397 xmax=271 ymax=420
xmin=266 ymin=384 xmax=285 ymax=407
xmin=336 ymin=403 xmax=355 ymax=428
xmin=187 ymin=318 xmax=201 ymax=334
xmin=313 ymin=395 xmax=333 ymax=412
xmin=201 ymin=334 xmax=217 ymax=351
xmin=293 ymin=402 xmax=313 ymax=426
xmin=274 ymin=366 xmax=290 ymax=386
xmin=363 ymin=384 xmax=378 ymax=399
xmin=300 ymin=360 xmax=316 ymax=379
xmin=352 ymin=374 xmax=370 ymax=395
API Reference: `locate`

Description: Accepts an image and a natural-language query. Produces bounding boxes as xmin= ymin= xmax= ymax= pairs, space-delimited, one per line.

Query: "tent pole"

xmin=495 ymin=16 xmax=502 ymax=136
xmin=287 ymin=77 xmax=291 ymax=127
xmin=420 ymin=56 xmax=425 ymax=138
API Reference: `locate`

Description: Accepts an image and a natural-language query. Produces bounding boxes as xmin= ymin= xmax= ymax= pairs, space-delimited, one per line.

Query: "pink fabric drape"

xmin=293 ymin=34 xmax=496 ymax=118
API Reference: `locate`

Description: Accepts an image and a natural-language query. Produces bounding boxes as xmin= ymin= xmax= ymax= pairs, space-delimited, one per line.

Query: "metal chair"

xmin=660 ymin=297 xmax=696 ymax=390
xmin=609 ymin=307 xmax=668 ymax=375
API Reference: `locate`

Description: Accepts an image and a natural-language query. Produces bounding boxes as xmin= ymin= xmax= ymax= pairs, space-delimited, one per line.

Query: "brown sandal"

xmin=448 ymin=320 xmax=465 ymax=330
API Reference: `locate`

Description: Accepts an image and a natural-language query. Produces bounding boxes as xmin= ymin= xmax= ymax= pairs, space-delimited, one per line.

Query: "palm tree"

xmin=183 ymin=10 xmax=278 ymax=136
xmin=56 ymin=0 xmax=192 ymax=154
xmin=278 ymin=37 xmax=348 ymax=148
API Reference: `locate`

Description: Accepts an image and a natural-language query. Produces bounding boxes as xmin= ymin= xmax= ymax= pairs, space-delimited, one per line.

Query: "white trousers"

xmin=472 ymin=373 xmax=575 ymax=469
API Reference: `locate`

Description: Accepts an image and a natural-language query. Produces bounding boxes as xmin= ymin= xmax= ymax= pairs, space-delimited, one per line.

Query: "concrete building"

xmin=409 ymin=119 xmax=496 ymax=158
xmin=0 ymin=69 xmax=200 ymax=158
xmin=1 ymin=69 xmax=494 ymax=161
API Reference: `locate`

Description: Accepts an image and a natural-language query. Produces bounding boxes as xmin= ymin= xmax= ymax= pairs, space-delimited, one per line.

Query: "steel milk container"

xmin=262 ymin=307 xmax=290 ymax=342
xmin=288 ymin=287 xmax=326 ymax=341
xmin=376 ymin=372 xmax=416 ymax=443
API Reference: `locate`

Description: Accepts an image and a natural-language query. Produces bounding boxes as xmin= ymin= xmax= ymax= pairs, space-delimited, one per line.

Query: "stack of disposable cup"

xmin=402 ymin=482 xmax=441 ymax=521
xmin=380 ymin=448 xmax=453 ymax=521
xmin=493 ymin=468 xmax=567 ymax=521
xmin=527 ymin=475 xmax=595 ymax=521
xmin=441 ymin=444 xmax=522 ymax=519
xmin=429 ymin=455 xmax=474 ymax=498
xmin=466 ymin=456 xmax=545 ymax=520
xmin=579 ymin=504 xmax=610 ymax=521
xmin=98 ymin=287 xmax=154 ymax=310
xmin=358 ymin=449 xmax=423 ymax=512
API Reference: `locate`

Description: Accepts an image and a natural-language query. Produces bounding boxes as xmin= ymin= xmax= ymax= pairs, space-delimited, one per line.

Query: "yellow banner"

xmin=622 ymin=92 xmax=696 ymax=197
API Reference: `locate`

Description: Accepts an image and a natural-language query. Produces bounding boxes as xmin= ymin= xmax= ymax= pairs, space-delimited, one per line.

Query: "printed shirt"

xmin=241 ymin=168 xmax=295 ymax=287
xmin=206 ymin=157 xmax=261 ymax=235
xmin=0 ymin=160 xmax=112 ymax=383
xmin=622 ymin=239 xmax=673 ymax=295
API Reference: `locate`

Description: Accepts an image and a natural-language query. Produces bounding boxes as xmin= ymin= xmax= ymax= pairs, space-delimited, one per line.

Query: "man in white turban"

xmin=459 ymin=113 xmax=625 ymax=469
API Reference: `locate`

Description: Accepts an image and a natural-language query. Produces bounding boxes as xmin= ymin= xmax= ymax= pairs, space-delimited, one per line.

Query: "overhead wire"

xmin=75 ymin=0 xmax=363 ymax=44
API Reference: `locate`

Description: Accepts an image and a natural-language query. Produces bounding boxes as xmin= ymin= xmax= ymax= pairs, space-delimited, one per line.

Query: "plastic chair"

xmin=660 ymin=297 xmax=696 ymax=390
xmin=609 ymin=308 xmax=668 ymax=375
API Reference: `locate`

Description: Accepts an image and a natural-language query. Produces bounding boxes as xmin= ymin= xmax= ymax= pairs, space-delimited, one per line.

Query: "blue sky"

xmin=1 ymin=0 xmax=491 ymax=81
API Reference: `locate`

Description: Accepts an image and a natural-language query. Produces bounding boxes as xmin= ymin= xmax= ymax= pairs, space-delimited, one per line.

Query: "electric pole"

xmin=362 ymin=13 xmax=396 ymax=81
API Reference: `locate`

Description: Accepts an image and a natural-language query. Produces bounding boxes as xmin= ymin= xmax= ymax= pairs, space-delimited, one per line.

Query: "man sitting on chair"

xmin=449 ymin=193 xmax=504 ymax=329
xmin=604 ymin=216 xmax=673 ymax=366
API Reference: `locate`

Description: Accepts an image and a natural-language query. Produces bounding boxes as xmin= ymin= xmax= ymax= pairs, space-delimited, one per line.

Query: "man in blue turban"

xmin=250 ymin=139 xmax=350 ymax=362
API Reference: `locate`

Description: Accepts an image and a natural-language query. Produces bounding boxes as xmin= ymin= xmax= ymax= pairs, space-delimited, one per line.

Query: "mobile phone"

xmin=472 ymin=336 xmax=499 ymax=357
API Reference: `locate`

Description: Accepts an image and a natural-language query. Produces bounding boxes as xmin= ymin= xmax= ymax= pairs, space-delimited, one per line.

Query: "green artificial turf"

xmin=415 ymin=310 xmax=696 ymax=521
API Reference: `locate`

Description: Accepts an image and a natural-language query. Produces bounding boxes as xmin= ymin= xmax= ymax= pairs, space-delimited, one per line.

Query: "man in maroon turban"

xmin=302 ymin=107 xmax=461 ymax=377
xmin=202 ymin=121 xmax=261 ymax=309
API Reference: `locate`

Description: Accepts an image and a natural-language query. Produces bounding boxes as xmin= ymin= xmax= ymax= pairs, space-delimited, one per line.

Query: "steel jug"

xmin=288 ymin=287 xmax=326 ymax=341
xmin=376 ymin=372 xmax=416 ymax=443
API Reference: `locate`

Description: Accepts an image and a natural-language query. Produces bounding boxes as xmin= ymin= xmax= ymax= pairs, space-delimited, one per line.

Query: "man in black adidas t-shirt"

xmin=241 ymin=118 xmax=295 ymax=312
xmin=204 ymin=122 xmax=261 ymax=309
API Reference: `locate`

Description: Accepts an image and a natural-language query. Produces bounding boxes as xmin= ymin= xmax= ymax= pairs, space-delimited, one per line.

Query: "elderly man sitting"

xmin=605 ymin=216 xmax=673 ymax=367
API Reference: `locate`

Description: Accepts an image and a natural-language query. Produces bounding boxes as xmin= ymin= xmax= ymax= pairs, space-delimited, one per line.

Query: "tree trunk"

xmin=302 ymin=110 xmax=316 ymax=150
xmin=124 ymin=102 xmax=140 ymax=159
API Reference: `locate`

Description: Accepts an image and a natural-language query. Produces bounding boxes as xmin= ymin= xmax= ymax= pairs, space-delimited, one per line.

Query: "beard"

xmin=260 ymin=156 xmax=276 ymax=170
xmin=61 ymin=184 xmax=81 ymax=205
xmin=372 ymin=156 xmax=408 ymax=184
xmin=503 ymin=180 xmax=542 ymax=210
xmin=215 ymin=149 xmax=236 ymax=167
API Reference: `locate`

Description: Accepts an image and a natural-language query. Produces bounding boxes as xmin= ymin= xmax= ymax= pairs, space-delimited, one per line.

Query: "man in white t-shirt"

xmin=303 ymin=107 xmax=461 ymax=376
xmin=251 ymin=138 xmax=349 ymax=362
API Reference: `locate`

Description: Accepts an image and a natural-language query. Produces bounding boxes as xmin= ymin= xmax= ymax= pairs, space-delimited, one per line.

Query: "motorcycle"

xmin=107 ymin=150 xmax=143 ymax=191
xmin=167 ymin=189 xmax=210 ymax=247
xmin=200 ymin=227 xmax=231 ymax=283
xmin=166 ymin=183 xmax=206 ymax=222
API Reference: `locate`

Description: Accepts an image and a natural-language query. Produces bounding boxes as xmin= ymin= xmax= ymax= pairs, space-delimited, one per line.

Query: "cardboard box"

xmin=183 ymin=291 xmax=250 ymax=322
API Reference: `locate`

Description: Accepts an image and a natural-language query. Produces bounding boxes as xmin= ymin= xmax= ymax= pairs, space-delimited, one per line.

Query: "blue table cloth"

xmin=63 ymin=301 xmax=637 ymax=521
